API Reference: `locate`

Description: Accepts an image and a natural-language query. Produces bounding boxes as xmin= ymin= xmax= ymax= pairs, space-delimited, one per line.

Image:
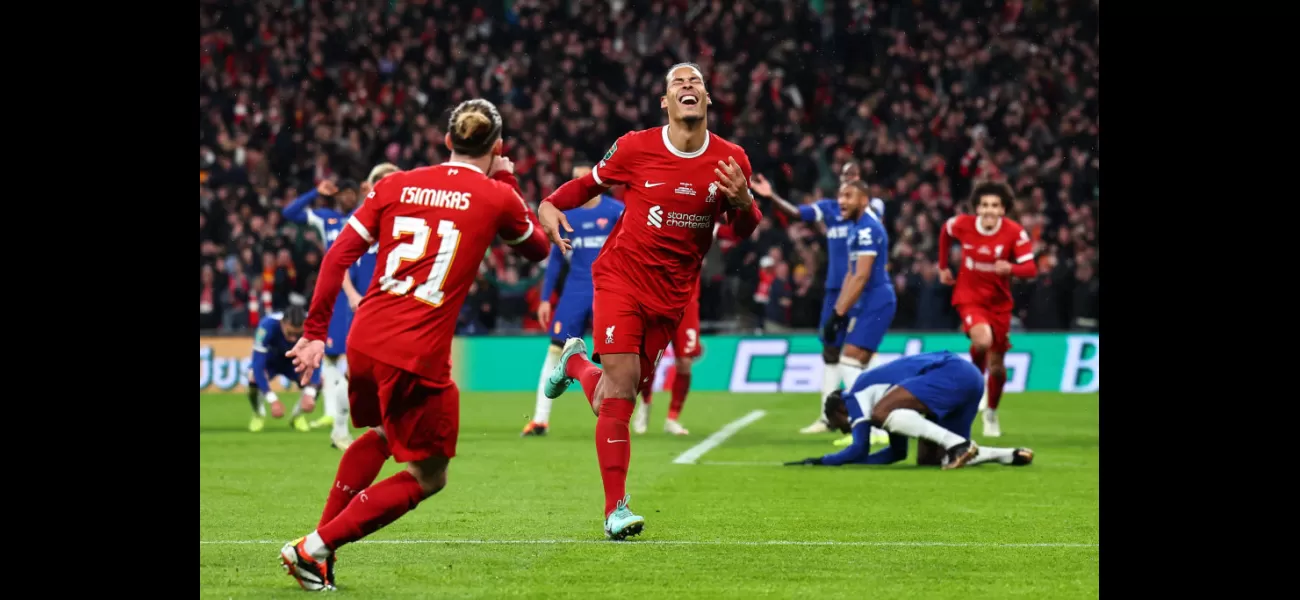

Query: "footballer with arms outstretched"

xmin=279 ymin=99 xmax=549 ymax=591
xmin=537 ymin=62 xmax=763 ymax=540
xmin=938 ymin=181 xmax=1037 ymax=437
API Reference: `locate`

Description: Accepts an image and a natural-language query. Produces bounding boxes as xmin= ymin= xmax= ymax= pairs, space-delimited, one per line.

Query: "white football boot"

xmin=632 ymin=402 xmax=650 ymax=435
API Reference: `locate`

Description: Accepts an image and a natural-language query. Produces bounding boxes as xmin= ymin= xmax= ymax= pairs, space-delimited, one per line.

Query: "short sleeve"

xmin=349 ymin=177 xmax=395 ymax=244
xmin=591 ymin=134 xmax=635 ymax=187
xmin=797 ymin=203 xmax=822 ymax=223
xmin=945 ymin=215 xmax=961 ymax=238
xmin=817 ymin=199 xmax=842 ymax=223
xmin=853 ymin=224 xmax=879 ymax=256
xmin=865 ymin=220 xmax=887 ymax=256
xmin=496 ymin=183 xmax=536 ymax=246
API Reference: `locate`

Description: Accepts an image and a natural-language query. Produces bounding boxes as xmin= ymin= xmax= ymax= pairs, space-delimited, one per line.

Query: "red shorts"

xmin=957 ymin=304 xmax=1012 ymax=354
xmin=346 ymin=347 xmax=460 ymax=463
xmin=672 ymin=302 xmax=703 ymax=359
xmin=591 ymin=288 xmax=677 ymax=379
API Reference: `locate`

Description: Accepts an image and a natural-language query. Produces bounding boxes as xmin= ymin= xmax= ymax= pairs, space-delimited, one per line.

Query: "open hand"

xmin=537 ymin=300 xmax=553 ymax=328
xmin=713 ymin=157 xmax=752 ymax=209
xmin=938 ymin=269 xmax=955 ymax=285
xmin=286 ymin=337 xmax=326 ymax=386
xmin=993 ymin=260 xmax=1013 ymax=276
xmin=316 ymin=180 xmax=338 ymax=196
xmin=750 ymin=173 xmax=773 ymax=198
xmin=538 ymin=202 xmax=573 ymax=252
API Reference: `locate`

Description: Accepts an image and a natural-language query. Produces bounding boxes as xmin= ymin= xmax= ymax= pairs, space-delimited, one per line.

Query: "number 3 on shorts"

xmin=379 ymin=216 xmax=462 ymax=307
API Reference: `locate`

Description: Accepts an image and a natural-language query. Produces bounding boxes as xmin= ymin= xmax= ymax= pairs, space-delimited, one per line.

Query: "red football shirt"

xmin=589 ymin=126 xmax=758 ymax=316
xmin=305 ymin=161 xmax=542 ymax=386
xmin=942 ymin=214 xmax=1034 ymax=313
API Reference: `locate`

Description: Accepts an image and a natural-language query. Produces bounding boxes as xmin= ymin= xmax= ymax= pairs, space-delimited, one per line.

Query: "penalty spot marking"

xmin=672 ymin=410 xmax=766 ymax=465
xmin=199 ymin=539 xmax=1096 ymax=548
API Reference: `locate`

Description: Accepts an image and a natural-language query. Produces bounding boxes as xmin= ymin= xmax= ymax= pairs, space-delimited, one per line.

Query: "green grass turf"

xmin=200 ymin=390 xmax=1099 ymax=598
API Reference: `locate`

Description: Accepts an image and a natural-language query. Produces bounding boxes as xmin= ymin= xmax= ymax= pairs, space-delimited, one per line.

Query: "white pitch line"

xmin=698 ymin=461 xmax=782 ymax=466
xmin=673 ymin=410 xmax=766 ymax=465
xmin=199 ymin=539 xmax=1096 ymax=548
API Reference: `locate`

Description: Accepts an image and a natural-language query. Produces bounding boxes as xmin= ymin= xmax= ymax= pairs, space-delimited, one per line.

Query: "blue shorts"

xmin=896 ymin=356 xmax=983 ymax=439
xmin=325 ymin=294 xmax=353 ymax=357
xmin=844 ymin=287 xmax=897 ymax=352
xmin=550 ymin=290 xmax=594 ymax=343
xmin=818 ymin=289 xmax=859 ymax=348
xmin=247 ymin=359 xmax=321 ymax=389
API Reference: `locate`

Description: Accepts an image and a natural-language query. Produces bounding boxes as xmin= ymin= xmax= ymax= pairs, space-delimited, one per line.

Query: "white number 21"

xmin=379 ymin=216 xmax=461 ymax=307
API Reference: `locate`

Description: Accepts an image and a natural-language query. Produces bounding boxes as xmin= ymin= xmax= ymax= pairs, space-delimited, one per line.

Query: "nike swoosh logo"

xmin=644 ymin=181 xmax=665 ymax=187
xmin=606 ymin=438 xmax=629 ymax=443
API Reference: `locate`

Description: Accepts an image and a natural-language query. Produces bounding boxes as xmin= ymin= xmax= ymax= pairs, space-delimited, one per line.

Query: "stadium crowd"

xmin=199 ymin=0 xmax=1098 ymax=335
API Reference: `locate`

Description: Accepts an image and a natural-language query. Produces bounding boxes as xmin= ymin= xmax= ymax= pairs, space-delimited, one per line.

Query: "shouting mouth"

xmin=679 ymin=94 xmax=700 ymax=106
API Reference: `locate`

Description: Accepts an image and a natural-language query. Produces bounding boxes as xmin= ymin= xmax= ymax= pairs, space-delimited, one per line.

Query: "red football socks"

xmin=318 ymin=470 xmax=425 ymax=551
xmin=595 ymin=398 xmax=634 ymax=517
xmin=318 ymin=429 xmax=392 ymax=528
xmin=988 ymin=370 xmax=1007 ymax=410
xmin=970 ymin=345 xmax=988 ymax=373
xmin=565 ymin=354 xmax=604 ymax=407
xmin=668 ymin=373 xmax=691 ymax=420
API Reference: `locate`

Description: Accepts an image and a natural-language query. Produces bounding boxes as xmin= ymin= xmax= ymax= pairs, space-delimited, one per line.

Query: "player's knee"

xmin=549 ymin=339 xmax=565 ymax=350
xmin=970 ymin=329 xmax=993 ymax=351
xmin=595 ymin=361 xmax=639 ymax=401
xmin=822 ymin=346 xmax=840 ymax=364
xmin=842 ymin=345 xmax=868 ymax=363
xmin=870 ymin=404 xmax=893 ymax=424
xmin=676 ymin=357 xmax=693 ymax=374
xmin=406 ymin=457 xmax=449 ymax=497
xmin=988 ymin=362 xmax=1007 ymax=380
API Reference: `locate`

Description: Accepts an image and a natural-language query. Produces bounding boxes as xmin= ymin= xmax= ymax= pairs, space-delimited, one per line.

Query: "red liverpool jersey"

xmin=588 ymin=126 xmax=759 ymax=316
xmin=306 ymin=162 xmax=544 ymax=385
xmin=941 ymin=214 xmax=1034 ymax=313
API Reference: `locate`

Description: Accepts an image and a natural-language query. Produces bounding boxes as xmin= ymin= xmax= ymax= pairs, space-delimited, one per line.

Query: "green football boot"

xmin=604 ymin=495 xmax=645 ymax=540
xmin=544 ymin=338 xmax=589 ymax=399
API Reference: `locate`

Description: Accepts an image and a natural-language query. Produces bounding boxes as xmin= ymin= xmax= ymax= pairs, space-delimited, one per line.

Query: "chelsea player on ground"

xmin=282 ymin=178 xmax=366 ymax=449
xmin=523 ymin=164 xmax=625 ymax=436
xmin=247 ymin=306 xmax=322 ymax=432
xmin=752 ymin=164 xmax=884 ymax=440
xmin=784 ymin=351 xmax=1034 ymax=468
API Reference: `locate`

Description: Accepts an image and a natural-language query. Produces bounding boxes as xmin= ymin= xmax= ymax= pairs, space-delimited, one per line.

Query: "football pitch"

xmin=199 ymin=390 xmax=1099 ymax=598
